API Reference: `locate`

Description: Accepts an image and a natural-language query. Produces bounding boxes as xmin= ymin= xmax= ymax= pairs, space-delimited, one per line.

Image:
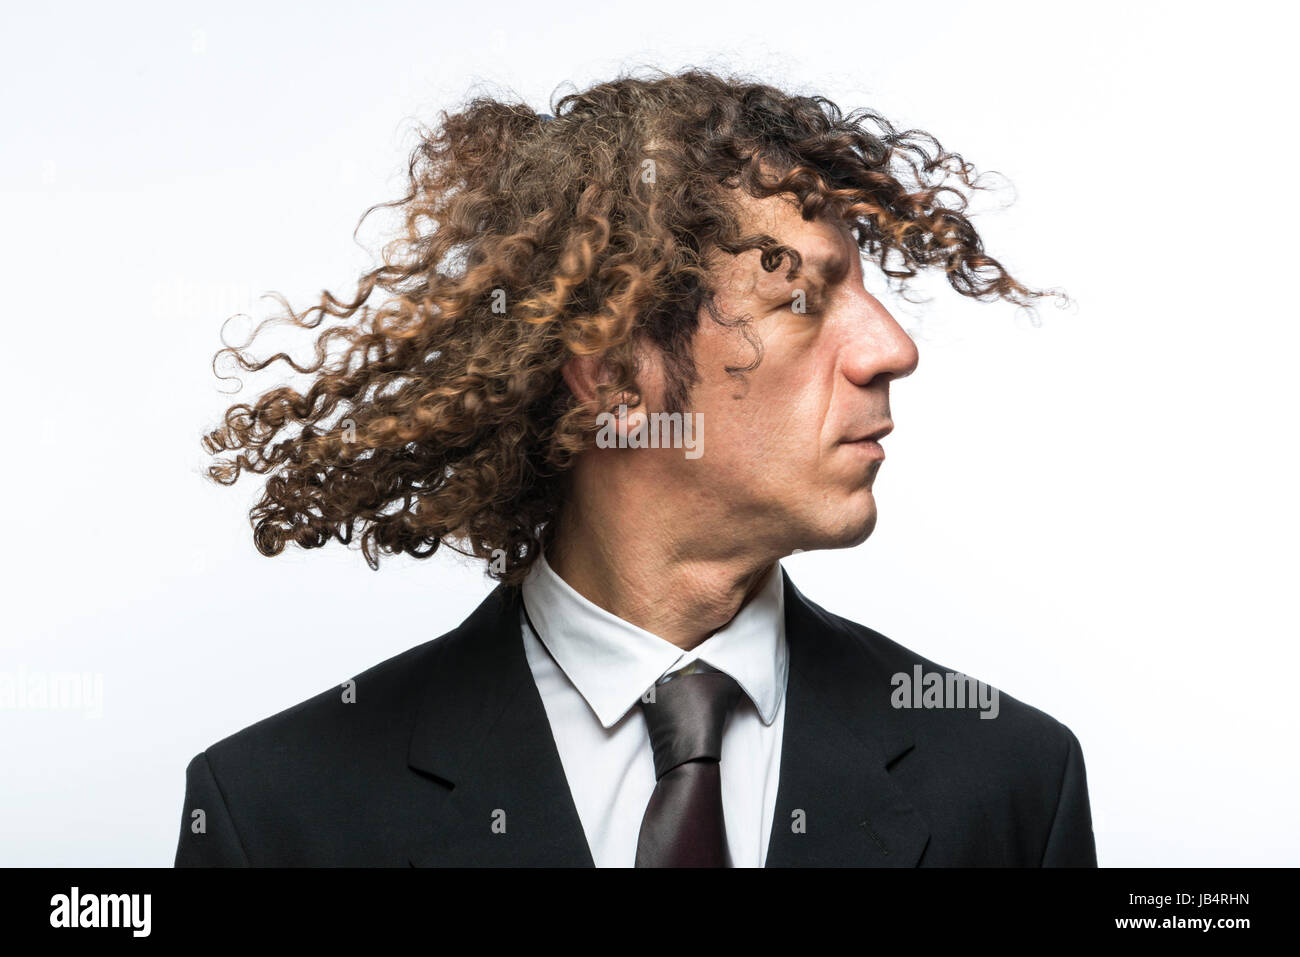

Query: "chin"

xmin=795 ymin=497 xmax=878 ymax=552
xmin=840 ymin=510 xmax=877 ymax=548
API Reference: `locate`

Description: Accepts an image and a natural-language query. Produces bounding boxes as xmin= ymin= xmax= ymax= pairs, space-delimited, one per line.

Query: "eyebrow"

xmin=764 ymin=238 xmax=852 ymax=300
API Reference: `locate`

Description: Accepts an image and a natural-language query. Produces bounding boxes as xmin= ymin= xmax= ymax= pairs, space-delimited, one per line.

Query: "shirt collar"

xmin=520 ymin=552 xmax=788 ymax=729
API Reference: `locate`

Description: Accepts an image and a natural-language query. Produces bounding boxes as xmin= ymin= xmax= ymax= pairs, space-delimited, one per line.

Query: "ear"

xmin=562 ymin=346 xmax=669 ymax=444
xmin=561 ymin=352 xmax=648 ymax=413
xmin=561 ymin=353 xmax=616 ymax=409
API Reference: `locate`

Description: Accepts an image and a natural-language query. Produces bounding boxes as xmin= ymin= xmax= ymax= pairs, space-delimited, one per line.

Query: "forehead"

xmin=709 ymin=189 xmax=856 ymax=299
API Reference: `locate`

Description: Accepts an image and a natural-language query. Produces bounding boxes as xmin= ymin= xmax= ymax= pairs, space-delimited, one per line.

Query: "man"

xmin=177 ymin=68 xmax=1096 ymax=867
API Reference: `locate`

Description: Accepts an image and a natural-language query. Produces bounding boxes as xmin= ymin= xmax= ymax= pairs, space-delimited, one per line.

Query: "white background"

xmin=2 ymin=0 xmax=1296 ymax=866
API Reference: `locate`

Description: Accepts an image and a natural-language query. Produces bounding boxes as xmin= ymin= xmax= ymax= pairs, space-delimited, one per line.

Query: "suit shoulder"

xmin=804 ymin=596 xmax=1080 ymax=763
xmin=196 ymin=609 xmax=478 ymax=773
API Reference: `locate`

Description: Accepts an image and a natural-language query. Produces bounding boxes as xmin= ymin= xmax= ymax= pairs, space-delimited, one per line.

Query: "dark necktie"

xmin=634 ymin=667 xmax=744 ymax=867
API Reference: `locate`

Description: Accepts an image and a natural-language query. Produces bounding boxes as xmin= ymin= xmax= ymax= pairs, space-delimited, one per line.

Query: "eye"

xmin=786 ymin=288 xmax=821 ymax=317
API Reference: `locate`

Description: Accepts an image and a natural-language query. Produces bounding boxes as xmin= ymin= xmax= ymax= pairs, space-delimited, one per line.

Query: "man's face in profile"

xmin=647 ymin=192 xmax=920 ymax=560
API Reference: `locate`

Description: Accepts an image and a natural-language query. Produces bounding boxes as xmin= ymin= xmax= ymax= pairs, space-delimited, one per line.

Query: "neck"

xmin=546 ymin=479 xmax=780 ymax=650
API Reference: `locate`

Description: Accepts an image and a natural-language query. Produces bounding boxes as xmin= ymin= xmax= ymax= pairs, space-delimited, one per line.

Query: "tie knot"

xmin=638 ymin=670 xmax=743 ymax=779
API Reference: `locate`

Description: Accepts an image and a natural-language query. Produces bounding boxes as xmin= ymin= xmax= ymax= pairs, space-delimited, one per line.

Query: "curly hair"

xmin=202 ymin=66 xmax=1065 ymax=585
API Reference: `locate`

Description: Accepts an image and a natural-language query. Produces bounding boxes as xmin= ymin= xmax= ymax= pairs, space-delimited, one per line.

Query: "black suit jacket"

xmin=173 ymin=570 xmax=1097 ymax=866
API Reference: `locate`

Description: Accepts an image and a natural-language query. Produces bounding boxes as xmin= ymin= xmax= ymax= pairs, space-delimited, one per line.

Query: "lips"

xmin=843 ymin=422 xmax=893 ymax=444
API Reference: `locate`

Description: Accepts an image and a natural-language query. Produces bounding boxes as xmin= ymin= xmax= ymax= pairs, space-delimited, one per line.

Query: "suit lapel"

xmin=764 ymin=572 xmax=931 ymax=866
xmin=404 ymin=570 xmax=929 ymax=867
xmin=406 ymin=584 xmax=594 ymax=867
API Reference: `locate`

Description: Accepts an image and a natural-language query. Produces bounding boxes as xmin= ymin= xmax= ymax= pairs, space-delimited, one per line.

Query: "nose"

xmin=840 ymin=294 xmax=920 ymax=388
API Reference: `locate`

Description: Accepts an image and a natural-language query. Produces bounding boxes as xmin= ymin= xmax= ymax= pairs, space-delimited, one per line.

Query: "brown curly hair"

xmin=202 ymin=67 xmax=1065 ymax=586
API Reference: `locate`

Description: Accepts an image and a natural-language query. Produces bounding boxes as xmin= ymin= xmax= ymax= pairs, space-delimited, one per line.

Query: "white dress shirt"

xmin=519 ymin=552 xmax=789 ymax=867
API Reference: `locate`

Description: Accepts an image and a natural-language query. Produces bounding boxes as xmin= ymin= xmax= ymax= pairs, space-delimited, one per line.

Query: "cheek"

xmin=743 ymin=366 xmax=831 ymax=457
xmin=686 ymin=325 xmax=830 ymax=471
xmin=690 ymin=386 xmax=824 ymax=483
